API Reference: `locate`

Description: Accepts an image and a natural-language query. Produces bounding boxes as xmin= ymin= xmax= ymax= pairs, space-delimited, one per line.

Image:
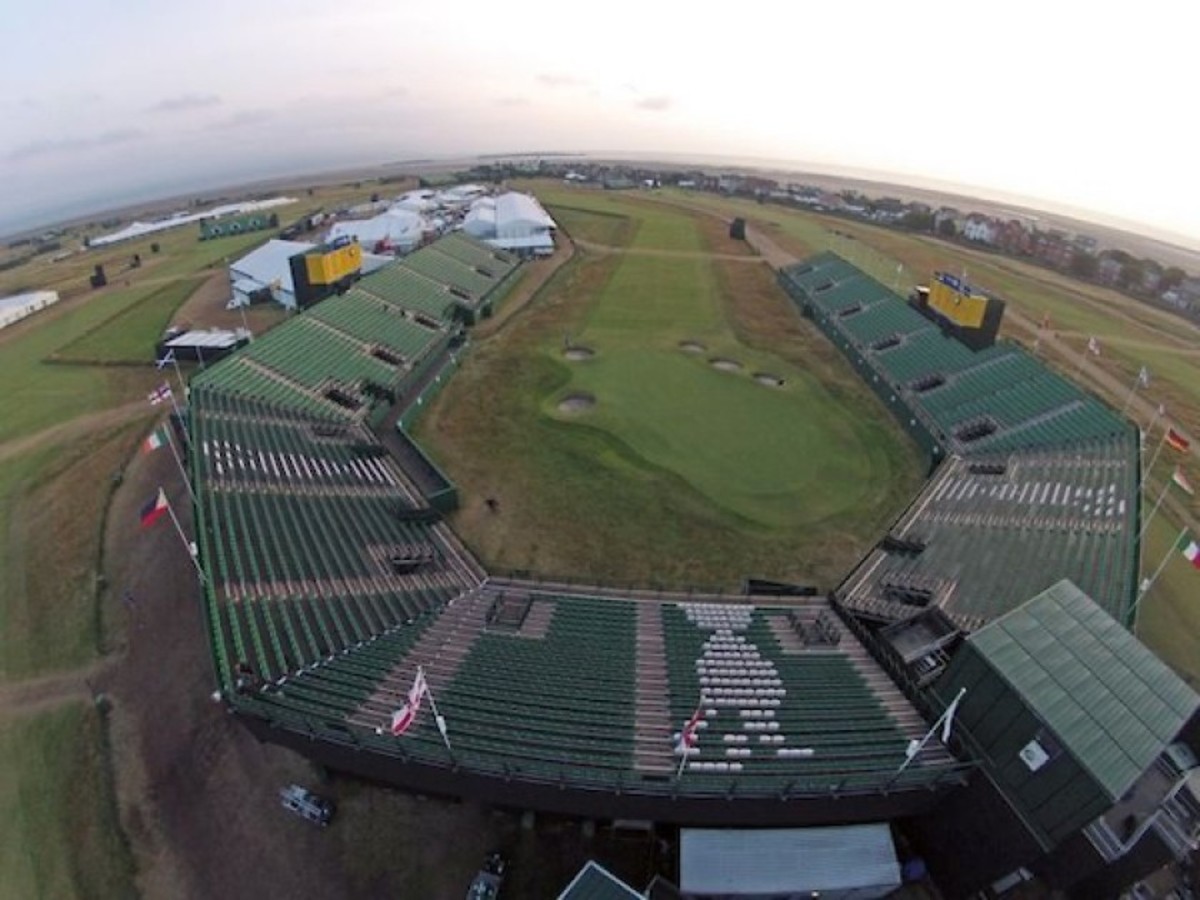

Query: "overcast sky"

xmin=2 ymin=0 xmax=1197 ymax=243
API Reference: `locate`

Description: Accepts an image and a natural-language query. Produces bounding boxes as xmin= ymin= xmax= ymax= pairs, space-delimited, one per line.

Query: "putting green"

xmin=549 ymin=346 xmax=884 ymax=527
xmin=540 ymin=208 xmax=893 ymax=529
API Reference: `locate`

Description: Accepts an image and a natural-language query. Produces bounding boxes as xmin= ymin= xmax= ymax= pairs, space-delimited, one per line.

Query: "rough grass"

xmin=0 ymin=702 xmax=136 ymax=900
xmin=52 ymin=278 xmax=203 ymax=364
xmin=1 ymin=421 xmax=149 ymax=681
xmin=418 ymin=196 xmax=920 ymax=589
xmin=1137 ymin=515 xmax=1200 ymax=689
xmin=547 ymin=205 xmax=635 ymax=247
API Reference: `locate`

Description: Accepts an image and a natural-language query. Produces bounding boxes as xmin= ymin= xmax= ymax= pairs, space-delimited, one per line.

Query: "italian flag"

xmin=142 ymin=427 xmax=166 ymax=455
xmin=1179 ymin=533 xmax=1200 ymax=570
xmin=1173 ymin=467 xmax=1195 ymax=496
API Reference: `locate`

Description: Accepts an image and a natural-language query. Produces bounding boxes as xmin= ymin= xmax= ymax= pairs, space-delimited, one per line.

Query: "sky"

xmin=2 ymin=0 xmax=1198 ymax=245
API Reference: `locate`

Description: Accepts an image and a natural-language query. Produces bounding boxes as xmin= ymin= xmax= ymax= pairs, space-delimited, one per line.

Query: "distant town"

xmin=469 ymin=158 xmax=1200 ymax=322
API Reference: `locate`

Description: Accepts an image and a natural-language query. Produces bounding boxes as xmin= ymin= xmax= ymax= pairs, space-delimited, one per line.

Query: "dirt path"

xmin=0 ymin=659 xmax=115 ymax=718
xmin=0 ymin=399 xmax=154 ymax=465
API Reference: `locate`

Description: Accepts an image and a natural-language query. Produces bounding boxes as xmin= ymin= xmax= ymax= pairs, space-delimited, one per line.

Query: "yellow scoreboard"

xmin=928 ymin=272 xmax=988 ymax=330
xmin=304 ymin=240 xmax=362 ymax=286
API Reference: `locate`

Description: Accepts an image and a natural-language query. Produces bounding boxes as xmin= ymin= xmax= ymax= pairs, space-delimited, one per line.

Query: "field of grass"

xmin=52 ymin=277 xmax=203 ymax=364
xmin=1137 ymin=515 xmax=1200 ymax=688
xmin=0 ymin=702 xmax=136 ymax=900
xmin=1 ymin=421 xmax=148 ymax=681
xmin=419 ymin=196 xmax=922 ymax=588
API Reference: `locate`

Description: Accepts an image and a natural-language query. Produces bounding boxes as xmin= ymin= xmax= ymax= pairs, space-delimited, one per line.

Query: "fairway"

xmin=419 ymin=193 xmax=922 ymax=587
xmin=552 ymin=243 xmax=885 ymax=529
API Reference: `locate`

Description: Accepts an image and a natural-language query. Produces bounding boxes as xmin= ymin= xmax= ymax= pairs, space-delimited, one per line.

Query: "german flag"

xmin=1167 ymin=428 xmax=1191 ymax=453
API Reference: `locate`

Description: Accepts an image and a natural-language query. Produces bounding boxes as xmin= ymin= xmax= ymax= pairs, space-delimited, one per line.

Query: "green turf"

xmin=0 ymin=286 xmax=165 ymax=444
xmin=0 ymin=703 xmax=136 ymax=900
xmin=420 ymin=194 xmax=920 ymax=587
xmin=53 ymin=278 xmax=202 ymax=364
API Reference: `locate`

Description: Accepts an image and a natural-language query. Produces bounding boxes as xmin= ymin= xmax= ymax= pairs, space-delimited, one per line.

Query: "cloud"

xmin=495 ymin=96 xmax=529 ymax=107
xmin=634 ymin=95 xmax=673 ymax=112
xmin=536 ymin=73 xmax=585 ymax=89
xmin=147 ymin=93 xmax=221 ymax=114
xmin=5 ymin=128 xmax=145 ymax=163
xmin=215 ymin=109 xmax=274 ymax=129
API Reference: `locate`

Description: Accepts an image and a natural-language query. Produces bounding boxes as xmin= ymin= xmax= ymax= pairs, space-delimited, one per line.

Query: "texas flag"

xmin=139 ymin=488 xmax=169 ymax=528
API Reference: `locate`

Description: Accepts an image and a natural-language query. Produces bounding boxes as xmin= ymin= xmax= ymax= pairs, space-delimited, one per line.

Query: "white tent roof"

xmin=229 ymin=239 xmax=313 ymax=294
xmin=327 ymin=209 xmax=425 ymax=247
xmin=680 ymin=826 xmax=901 ymax=897
xmin=495 ymin=192 xmax=556 ymax=230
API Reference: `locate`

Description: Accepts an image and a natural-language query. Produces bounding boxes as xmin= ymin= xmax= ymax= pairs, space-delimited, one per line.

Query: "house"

xmin=1097 ymin=254 xmax=1124 ymax=287
xmin=962 ymin=215 xmax=998 ymax=245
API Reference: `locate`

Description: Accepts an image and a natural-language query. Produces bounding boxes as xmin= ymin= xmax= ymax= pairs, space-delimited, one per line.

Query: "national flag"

xmin=1167 ymin=428 xmax=1191 ymax=453
xmin=1087 ymin=336 xmax=1101 ymax=356
xmin=387 ymin=667 xmax=428 ymax=736
xmin=1172 ymin=467 xmax=1195 ymax=496
xmin=1177 ymin=533 xmax=1200 ymax=570
xmin=148 ymin=382 xmax=172 ymax=406
xmin=676 ymin=705 xmax=703 ymax=753
xmin=141 ymin=427 xmax=167 ymax=455
xmin=139 ymin=488 xmax=169 ymax=528
xmin=155 ymin=349 xmax=175 ymax=370
xmin=1137 ymin=366 xmax=1151 ymax=388
xmin=941 ymin=688 xmax=965 ymax=743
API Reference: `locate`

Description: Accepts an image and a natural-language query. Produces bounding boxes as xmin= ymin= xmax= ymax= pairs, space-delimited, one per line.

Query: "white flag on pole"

xmin=1137 ymin=366 xmax=1151 ymax=388
xmin=941 ymin=688 xmax=965 ymax=743
xmin=1087 ymin=336 xmax=1101 ymax=356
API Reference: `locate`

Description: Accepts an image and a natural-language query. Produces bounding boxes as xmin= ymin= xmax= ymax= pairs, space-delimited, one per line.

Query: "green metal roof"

xmin=969 ymin=579 xmax=1199 ymax=800
xmin=557 ymin=861 xmax=643 ymax=900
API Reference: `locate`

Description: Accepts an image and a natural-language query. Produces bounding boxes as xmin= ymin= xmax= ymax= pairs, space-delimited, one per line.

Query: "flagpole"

xmin=162 ymin=490 xmax=205 ymax=582
xmin=1138 ymin=479 xmax=1173 ymax=540
xmin=162 ymin=425 xmax=197 ymax=505
xmin=1145 ymin=404 xmax=1165 ymax=438
xmin=421 ymin=667 xmax=452 ymax=753
xmin=169 ymin=353 xmax=187 ymax=399
xmin=1131 ymin=527 xmax=1189 ymax=627
xmin=896 ymin=687 xmax=965 ymax=775
xmin=1143 ymin=428 xmax=1170 ymax=488
xmin=1120 ymin=372 xmax=1142 ymax=415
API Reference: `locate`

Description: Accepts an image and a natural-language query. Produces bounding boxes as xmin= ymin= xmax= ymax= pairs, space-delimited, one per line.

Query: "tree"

xmin=1118 ymin=260 xmax=1145 ymax=291
xmin=937 ymin=218 xmax=958 ymax=238
xmin=900 ymin=210 xmax=935 ymax=232
xmin=1159 ymin=267 xmax=1186 ymax=291
xmin=1069 ymin=251 xmax=1098 ymax=280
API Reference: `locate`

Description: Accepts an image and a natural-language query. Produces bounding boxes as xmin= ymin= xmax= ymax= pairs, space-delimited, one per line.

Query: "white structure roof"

xmin=394 ymin=190 xmax=438 ymax=213
xmin=230 ymin=239 xmax=313 ymax=294
xmin=90 ymin=196 xmax=294 ymax=246
xmin=495 ymin=191 xmax=556 ymax=231
xmin=164 ymin=328 xmax=246 ymax=350
xmin=680 ymin=826 xmax=901 ymax=897
xmin=0 ymin=290 xmax=60 ymax=330
xmin=327 ymin=209 xmax=426 ymax=249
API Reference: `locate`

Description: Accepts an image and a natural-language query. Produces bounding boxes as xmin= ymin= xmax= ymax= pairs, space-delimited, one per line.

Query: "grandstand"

xmin=779 ymin=252 xmax=1128 ymax=459
xmin=779 ymin=253 xmax=1140 ymax=634
xmin=176 ymin=238 xmax=1192 ymax=893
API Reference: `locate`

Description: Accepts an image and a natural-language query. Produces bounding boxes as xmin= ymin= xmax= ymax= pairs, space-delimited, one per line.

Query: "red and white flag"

xmin=676 ymin=705 xmax=703 ymax=753
xmin=388 ymin=667 xmax=428 ymax=736
xmin=148 ymin=382 xmax=173 ymax=406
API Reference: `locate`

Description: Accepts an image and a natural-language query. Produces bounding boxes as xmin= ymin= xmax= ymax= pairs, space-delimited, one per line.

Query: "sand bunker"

xmin=679 ymin=340 xmax=706 ymax=354
xmin=710 ymin=357 xmax=743 ymax=372
xmin=557 ymin=392 xmax=596 ymax=414
xmin=563 ymin=346 xmax=595 ymax=361
xmin=754 ymin=372 xmax=785 ymax=387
